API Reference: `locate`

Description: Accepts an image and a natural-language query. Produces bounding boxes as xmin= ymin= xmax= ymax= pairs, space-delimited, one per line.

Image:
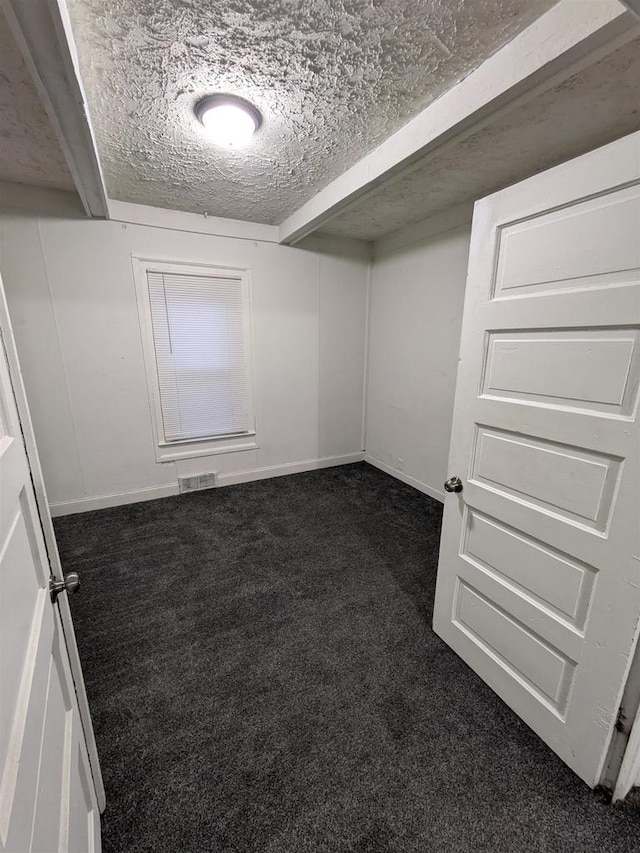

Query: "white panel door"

xmin=433 ymin=130 xmax=640 ymax=787
xmin=0 ymin=284 xmax=101 ymax=851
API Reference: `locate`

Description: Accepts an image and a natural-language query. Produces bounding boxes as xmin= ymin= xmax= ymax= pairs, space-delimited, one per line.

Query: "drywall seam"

xmin=360 ymin=256 xmax=372 ymax=452
xmin=35 ymin=215 xmax=87 ymax=498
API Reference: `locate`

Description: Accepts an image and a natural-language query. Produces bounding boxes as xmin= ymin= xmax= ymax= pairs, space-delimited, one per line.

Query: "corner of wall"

xmin=373 ymin=201 xmax=474 ymax=261
xmin=361 ymin=252 xmax=373 ymax=453
xmin=363 ymin=204 xmax=473 ymax=502
xmin=0 ymin=181 xmax=85 ymax=218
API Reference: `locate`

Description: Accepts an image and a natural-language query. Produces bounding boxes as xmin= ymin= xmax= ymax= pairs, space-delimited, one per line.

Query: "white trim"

xmin=49 ymin=453 xmax=365 ymax=515
xmin=50 ymin=483 xmax=180 ymax=517
xmin=612 ymin=645 xmax=640 ymax=801
xmin=109 ymin=200 xmax=279 ymax=243
xmin=156 ymin=439 xmax=259 ymax=463
xmin=278 ymin=0 xmax=636 ymax=244
xmin=1 ymin=0 xmax=108 ymax=217
xmin=217 ymin=453 xmax=365 ymax=487
xmin=132 ymin=256 xmax=257 ymax=462
xmin=614 ymin=703 xmax=640 ymax=802
xmin=364 ymin=455 xmax=445 ymax=503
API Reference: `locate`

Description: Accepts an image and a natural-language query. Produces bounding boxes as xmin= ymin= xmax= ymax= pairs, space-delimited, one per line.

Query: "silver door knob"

xmin=49 ymin=572 xmax=80 ymax=603
xmin=444 ymin=476 xmax=463 ymax=493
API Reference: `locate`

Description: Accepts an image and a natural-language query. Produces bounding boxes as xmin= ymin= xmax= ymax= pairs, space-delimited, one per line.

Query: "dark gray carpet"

xmin=54 ymin=462 xmax=640 ymax=852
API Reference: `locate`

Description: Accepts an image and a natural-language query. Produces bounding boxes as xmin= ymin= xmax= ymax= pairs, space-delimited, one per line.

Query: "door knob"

xmin=49 ymin=572 xmax=80 ymax=603
xmin=444 ymin=476 xmax=463 ymax=493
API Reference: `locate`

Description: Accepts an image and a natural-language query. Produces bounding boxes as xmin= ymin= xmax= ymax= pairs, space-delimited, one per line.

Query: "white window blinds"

xmin=146 ymin=269 xmax=251 ymax=443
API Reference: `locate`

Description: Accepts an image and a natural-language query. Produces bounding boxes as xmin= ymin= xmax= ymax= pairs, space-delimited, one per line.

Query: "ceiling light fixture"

xmin=195 ymin=94 xmax=261 ymax=147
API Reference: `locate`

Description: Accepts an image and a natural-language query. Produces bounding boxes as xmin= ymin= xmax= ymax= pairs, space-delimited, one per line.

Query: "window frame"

xmin=132 ymin=255 xmax=258 ymax=463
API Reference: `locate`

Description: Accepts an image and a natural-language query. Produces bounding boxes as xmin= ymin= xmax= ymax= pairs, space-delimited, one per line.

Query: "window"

xmin=134 ymin=259 xmax=256 ymax=461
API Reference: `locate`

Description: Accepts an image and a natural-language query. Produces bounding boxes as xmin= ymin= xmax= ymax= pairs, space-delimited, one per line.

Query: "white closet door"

xmin=0 ymin=273 xmax=101 ymax=852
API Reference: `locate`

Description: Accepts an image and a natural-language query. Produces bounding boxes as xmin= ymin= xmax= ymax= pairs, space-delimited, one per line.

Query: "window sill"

xmin=155 ymin=434 xmax=258 ymax=463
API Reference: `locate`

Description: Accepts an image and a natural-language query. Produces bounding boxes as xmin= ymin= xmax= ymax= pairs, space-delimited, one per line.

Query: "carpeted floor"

xmin=54 ymin=462 xmax=640 ymax=853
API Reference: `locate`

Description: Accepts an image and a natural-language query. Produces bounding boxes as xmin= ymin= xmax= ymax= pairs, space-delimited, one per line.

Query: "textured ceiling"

xmin=67 ymin=0 xmax=558 ymax=224
xmin=321 ymin=34 xmax=640 ymax=241
xmin=0 ymin=11 xmax=74 ymax=191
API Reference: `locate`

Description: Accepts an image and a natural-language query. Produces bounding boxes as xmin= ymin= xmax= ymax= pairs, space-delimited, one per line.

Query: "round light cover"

xmin=195 ymin=94 xmax=261 ymax=147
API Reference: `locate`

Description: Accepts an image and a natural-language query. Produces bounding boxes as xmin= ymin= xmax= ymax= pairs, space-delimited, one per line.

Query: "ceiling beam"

xmin=1 ymin=0 xmax=108 ymax=218
xmin=278 ymin=0 xmax=637 ymax=245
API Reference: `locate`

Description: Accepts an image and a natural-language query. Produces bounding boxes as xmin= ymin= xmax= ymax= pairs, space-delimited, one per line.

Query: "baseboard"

xmin=363 ymin=455 xmax=445 ymax=503
xmin=49 ymin=453 xmax=365 ymax=516
xmin=216 ymin=452 xmax=365 ymax=487
xmin=50 ymin=483 xmax=180 ymax=516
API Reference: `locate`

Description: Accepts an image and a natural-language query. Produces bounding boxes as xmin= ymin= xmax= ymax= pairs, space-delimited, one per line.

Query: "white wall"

xmin=0 ymin=191 xmax=369 ymax=514
xmin=364 ymin=212 xmax=472 ymax=501
xmin=0 ymin=188 xmax=473 ymax=516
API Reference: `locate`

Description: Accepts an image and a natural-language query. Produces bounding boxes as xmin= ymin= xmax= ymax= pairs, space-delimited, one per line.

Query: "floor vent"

xmin=178 ymin=472 xmax=218 ymax=494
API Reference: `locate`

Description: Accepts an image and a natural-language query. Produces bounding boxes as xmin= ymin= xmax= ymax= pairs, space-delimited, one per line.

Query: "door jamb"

xmin=607 ymin=634 xmax=640 ymax=799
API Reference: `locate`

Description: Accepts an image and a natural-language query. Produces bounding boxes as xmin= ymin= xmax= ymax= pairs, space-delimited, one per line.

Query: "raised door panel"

xmin=453 ymin=581 xmax=576 ymax=714
xmin=462 ymin=510 xmax=596 ymax=631
xmin=29 ymin=623 xmax=74 ymax=853
xmin=470 ymin=427 xmax=621 ymax=532
xmin=494 ymin=184 xmax=640 ymax=297
xmin=0 ymin=487 xmax=54 ymax=853
xmin=482 ymin=328 xmax=640 ymax=417
xmin=0 ymin=498 xmax=45 ymax=772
